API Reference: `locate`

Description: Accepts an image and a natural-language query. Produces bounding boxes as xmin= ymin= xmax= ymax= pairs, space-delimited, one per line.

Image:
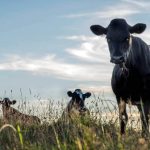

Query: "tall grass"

xmin=0 ymin=93 xmax=149 ymax=150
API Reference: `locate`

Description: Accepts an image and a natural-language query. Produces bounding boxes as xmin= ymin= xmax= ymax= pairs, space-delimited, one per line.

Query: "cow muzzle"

xmin=110 ymin=56 xmax=125 ymax=64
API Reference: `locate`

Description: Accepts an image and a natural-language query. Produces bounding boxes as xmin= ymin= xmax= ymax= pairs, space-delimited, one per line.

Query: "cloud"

xmin=122 ymin=0 xmax=150 ymax=8
xmin=63 ymin=2 xmax=140 ymax=19
xmin=97 ymin=8 xmax=139 ymax=19
xmin=62 ymin=35 xmax=98 ymax=42
xmin=66 ymin=35 xmax=110 ymax=63
xmin=64 ymin=9 xmax=139 ymax=19
xmin=77 ymin=84 xmax=112 ymax=94
xmin=0 ymin=53 xmax=113 ymax=82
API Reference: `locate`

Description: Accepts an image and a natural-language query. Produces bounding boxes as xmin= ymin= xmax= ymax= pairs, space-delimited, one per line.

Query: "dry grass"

xmin=0 ymin=93 xmax=150 ymax=150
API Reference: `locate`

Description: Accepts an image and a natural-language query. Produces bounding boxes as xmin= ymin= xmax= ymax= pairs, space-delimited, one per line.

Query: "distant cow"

xmin=90 ymin=18 xmax=150 ymax=136
xmin=62 ymin=89 xmax=91 ymax=119
xmin=0 ymin=98 xmax=40 ymax=125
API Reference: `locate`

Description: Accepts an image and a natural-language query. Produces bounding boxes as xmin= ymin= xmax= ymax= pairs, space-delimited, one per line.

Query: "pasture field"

xmin=0 ymin=95 xmax=150 ymax=150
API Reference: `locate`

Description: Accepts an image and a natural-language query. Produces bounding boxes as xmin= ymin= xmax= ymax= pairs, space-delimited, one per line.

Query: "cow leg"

xmin=117 ymin=98 xmax=128 ymax=135
xmin=137 ymin=102 xmax=149 ymax=137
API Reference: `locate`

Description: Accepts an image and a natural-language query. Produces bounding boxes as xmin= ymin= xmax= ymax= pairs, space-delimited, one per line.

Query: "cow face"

xmin=90 ymin=18 xmax=146 ymax=65
xmin=0 ymin=98 xmax=16 ymax=108
xmin=67 ymin=89 xmax=91 ymax=111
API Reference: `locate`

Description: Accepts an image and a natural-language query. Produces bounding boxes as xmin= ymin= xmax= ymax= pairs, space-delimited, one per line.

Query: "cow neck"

xmin=118 ymin=36 xmax=132 ymax=77
xmin=2 ymin=105 xmax=9 ymax=111
xmin=119 ymin=36 xmax=132 ymax=77
xmin=127 ymin=36 xmax=150 ymax=75
xmin=120 ymin=35 xmax=132 ymax=69
xmin=2 ymin=105 xmax=11 ymax=117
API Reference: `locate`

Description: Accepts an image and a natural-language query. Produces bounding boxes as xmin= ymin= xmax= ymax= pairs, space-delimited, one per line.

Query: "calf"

xmin=0 ymin=98 xmax=40 ymax=125
xmin=90 ymin=18 xmax=150 ymax=137
xmin=62 ymin=89 xmax=91 ymax=119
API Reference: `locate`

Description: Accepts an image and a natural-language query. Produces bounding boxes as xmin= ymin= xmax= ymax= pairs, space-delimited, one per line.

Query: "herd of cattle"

xmin=1 ymin=18 xmax=150 ymax=137
xmin=0 ymin=89 xmax=91 ymax=125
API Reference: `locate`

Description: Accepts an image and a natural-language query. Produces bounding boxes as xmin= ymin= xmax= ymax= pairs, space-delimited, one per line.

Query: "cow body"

xmin=90 ymin=18 xmax=150 ymax=136
xmin=112 ymin=36 xmax=150 ymax=102
xmin=112 ymin=36 xmax=150 ymax=136
xmin=1 ymin=98 xmax=40 ymax=125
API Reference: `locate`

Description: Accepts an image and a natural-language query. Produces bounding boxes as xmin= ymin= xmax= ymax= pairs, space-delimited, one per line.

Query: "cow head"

xmin=67 ymin=89 xmax=91 ymax=111
xmin=0 ymin=98 xmax=16 ymax=108
xmin=90 ymin=18 xmax=146 ymax=65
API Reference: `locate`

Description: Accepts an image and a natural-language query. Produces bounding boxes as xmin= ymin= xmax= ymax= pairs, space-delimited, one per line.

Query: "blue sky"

xmin=0 ymin=0 xmax=150 ymax=101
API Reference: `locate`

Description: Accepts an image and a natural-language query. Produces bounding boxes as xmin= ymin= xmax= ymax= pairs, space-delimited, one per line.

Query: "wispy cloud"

xmin=65 ymin=35 xmax=110 ymax=63
xmin=122 ymin=0 xmax=150 ymax=8
xmin=77 ymin=84 xmax=112 ymax=94
xmin=0 ymin=54 xmax=112 ymax=82
xmin=63 ymin=2 xmax=140 ymax=19
xmin=62 ymin=35 xmax=99 ymax=42
xmin=64 ymin=9 xmax=139 ymax=19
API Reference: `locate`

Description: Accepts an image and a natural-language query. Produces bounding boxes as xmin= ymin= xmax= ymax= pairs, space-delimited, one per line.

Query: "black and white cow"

xmin=62 ymin=89 xmax=91 ymax=119
xmin=90 ymin=18 xmax=150 ymax=136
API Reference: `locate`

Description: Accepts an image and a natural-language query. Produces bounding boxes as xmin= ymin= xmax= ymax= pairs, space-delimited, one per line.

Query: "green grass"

xmin=0 ymin=97 xmax=150 ymax=150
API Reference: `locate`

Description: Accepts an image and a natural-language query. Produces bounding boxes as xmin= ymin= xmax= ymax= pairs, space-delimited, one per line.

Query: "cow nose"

xmin=110 ymin=56 xmax=124 ymax=64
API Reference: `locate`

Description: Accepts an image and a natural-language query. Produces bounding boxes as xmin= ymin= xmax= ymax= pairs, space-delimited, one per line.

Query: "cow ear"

xmin=67 ymin=91 xmax=73 ymax=97
xmin=84 ymin=92 xmax=91 ymax=98
xmin=12 ymin=100 xmax=16 ymax=105
xmin=90 ymin=25 xmax=107 ymax=35
xmin=129 ymin=23 xmax=146 ymax=34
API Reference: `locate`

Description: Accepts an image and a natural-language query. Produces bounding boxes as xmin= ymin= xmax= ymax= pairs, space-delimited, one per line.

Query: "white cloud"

xmin=77 ymin=84 xmax=112 ymax=94
xmin=62 ymin=0 xmax=150 ymax=27
xmin=122 ymin=0 xmax=150 ymax=8
xmin=62 ymin=35 xmax=99 ymax=42
xmin=97 ymin=9 xmax=139 ymax=19
xmin=64 ymin=35 xmax=110 ymax=63
xmin=0 ymin=53 xmax=113 ymax=82
xmin=63 ymin=2 xmax=140 ymax=19
xmin=64 ymin=9 xmax=139 ymax=19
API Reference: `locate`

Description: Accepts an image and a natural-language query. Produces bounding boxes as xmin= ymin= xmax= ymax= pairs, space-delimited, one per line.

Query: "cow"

xmin=0 ymin=98 xmax=41 ymax=125
xmin=62 ymin=89 xmax=91 ymax=120
xmin=90 ymin=18 xmax=150 ymax=137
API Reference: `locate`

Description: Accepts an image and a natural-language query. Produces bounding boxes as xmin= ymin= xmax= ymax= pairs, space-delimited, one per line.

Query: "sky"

xmin=0 ymin=0 xmax=150 ymax=101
